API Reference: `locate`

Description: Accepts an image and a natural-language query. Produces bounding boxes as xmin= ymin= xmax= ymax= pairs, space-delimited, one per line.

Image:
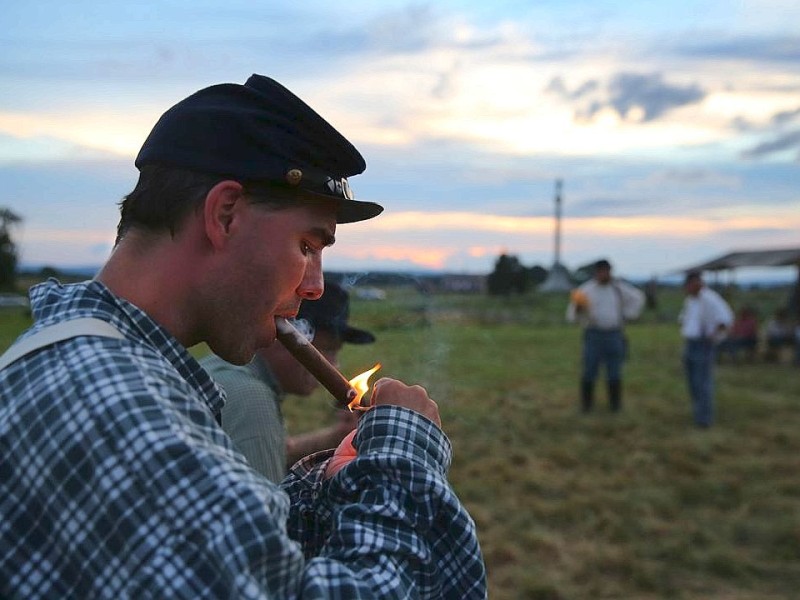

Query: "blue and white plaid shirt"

xmin=0 ymin=279 xmax=486 ymax=598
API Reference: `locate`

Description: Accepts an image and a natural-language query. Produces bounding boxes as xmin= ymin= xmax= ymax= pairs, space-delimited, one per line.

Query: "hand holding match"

xmin=324 ymin=379 xmax=442 ymax=480
xmin=371 ymin=378 xmax=442 ymax=428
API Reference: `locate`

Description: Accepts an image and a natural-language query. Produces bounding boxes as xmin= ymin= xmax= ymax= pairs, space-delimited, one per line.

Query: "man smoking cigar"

xmin=0 ymin=74 xmax=487 ymax=598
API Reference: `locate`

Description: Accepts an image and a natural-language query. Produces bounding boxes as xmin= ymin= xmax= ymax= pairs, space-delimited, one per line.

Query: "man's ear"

xmin=203 ymin=180 xmax=245 ymax=250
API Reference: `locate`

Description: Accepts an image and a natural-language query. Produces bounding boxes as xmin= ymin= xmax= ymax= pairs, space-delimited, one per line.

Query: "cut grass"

xmin=2 ymin=284 xmax=799 ymax=599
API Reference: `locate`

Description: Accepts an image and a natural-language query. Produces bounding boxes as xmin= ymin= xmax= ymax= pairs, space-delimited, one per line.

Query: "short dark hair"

xmin=115 ymin=165 xmax=297 ymax=245
xmin=684 ymin=271 xmax=702 ymax=285
xmin=594 ymin=259 xmax=612 ymax=271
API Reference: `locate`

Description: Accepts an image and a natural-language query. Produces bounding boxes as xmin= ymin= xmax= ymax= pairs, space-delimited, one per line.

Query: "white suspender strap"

xmin=0 ymin=318 xmax=124 ymax=372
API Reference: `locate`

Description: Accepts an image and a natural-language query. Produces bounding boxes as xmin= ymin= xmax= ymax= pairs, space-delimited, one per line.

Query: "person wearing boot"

xmin=567 ymin=259 xmax=645 ymax=413
xmin=679 ymin=271 xmax=734 ymax=428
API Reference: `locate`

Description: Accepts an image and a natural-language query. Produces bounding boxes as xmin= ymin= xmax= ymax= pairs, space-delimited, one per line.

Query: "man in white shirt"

xmin=567 ymin=259 xmax=645 ymax=412
xmin=679 ymin=271 xmax=734 ymax=428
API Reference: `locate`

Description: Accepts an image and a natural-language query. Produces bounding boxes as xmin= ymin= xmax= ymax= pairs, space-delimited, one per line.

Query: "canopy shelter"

xmin=679 ymin=247 xmax=800 ymax=273
xmin=675 ymin=247 xmax=800 ymax=293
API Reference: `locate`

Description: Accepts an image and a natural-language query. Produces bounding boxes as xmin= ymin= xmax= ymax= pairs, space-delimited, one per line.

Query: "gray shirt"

xmin=200 ymin=354 xmax=287 ymax=483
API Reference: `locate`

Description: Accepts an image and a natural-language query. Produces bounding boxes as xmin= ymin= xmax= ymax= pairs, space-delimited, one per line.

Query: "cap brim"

xmin=336 ymin=199 xmax=384 ymax=224
xmin=342 ymin=326 xmax=375 ymax=344
xmin=249 ymin=183 xmax=383 ymax=224
xmin=298 ymin=189 xmax=382 ymax=224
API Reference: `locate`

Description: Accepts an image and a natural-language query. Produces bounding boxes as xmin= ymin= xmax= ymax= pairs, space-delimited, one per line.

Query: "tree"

xmin=527 ymin=264 xmax=548 ymax=286
xmin=488 ymin=253 xmax=529 ymax=295
xmin=39 ymin=266 xmax=61 ymax=279
xmin=0 ymin=207 xmax=22 ymax=291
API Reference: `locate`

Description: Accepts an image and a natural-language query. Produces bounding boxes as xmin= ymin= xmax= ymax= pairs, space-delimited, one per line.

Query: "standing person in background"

xmin=644 ymin=277 xmax=659 ymax=312
xmin=679 ymin=271 xmax=734 ymax=428
xmin=566 ymin=259 xmax=645 ymax=413
xmin=0 ymin=74 xmax=486 ymax=598
xmin=201 ymin=280 xmax=373 ymax=483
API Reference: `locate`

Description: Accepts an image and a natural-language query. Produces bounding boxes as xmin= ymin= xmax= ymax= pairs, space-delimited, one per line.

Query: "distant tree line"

xmin=487 ymin=253 xmax=547 ymax=295
xmin=487 ymin=252 xmax=601 ymax=296
xmin=0 ymin=207 xmax=21 ymax=291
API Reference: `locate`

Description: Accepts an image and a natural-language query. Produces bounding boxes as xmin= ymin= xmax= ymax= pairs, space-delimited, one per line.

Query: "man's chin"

xmin=210 ymin=341 xmax=256 ymax=366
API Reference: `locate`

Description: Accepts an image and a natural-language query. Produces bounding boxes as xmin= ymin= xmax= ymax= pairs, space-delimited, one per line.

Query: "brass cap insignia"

xmin=285 ymin=168 xmax=303 ymax=186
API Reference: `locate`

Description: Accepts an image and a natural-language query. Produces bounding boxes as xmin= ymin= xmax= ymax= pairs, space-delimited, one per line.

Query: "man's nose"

xmin=297 ymin=264 xmax=324 ymax=301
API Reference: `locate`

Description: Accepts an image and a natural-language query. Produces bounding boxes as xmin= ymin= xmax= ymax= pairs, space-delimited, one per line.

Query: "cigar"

xmin=274 ymin=317 xmax=357 ymax=408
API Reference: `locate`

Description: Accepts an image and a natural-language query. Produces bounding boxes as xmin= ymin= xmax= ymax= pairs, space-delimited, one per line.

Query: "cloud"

xmin=728 ymin=105 xmax=800 ymax=139
xmin=741 ymin=129 xmax=800 ymax=160
xmin=545 ymin=76 xmax=598 ymax=101
xmin=609 ymin=73 xmax=704 ymax=121
xmin=683 ymin=35 xmax=800 ymax=63
xmin=431 ymin=62 xmax=462 ymax=100
xmin=307 ymin=5 xmax=477 ymax=56
xmin=556 ymin=72 xmax=706 ymax=123
xmin=628 ymin=168 xmax=742 ymax=190
xmin=772 ymin=106 xmax=800 ymax=126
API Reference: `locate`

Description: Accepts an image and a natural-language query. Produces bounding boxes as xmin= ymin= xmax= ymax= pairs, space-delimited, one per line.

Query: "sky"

xmin=2 ymin=0 xmax=799 ymax=282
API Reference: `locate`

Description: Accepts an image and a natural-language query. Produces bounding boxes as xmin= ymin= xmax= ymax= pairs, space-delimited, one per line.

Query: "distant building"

xmin=353 ymin=287 xmax=387 ymax=301
xmin=539 ymin=262 xmax=572 ymax=293
xmin=0 ymin=293 xmax=29 ymax=308
xmin=438 ymin=274 xmax=486 ymax=293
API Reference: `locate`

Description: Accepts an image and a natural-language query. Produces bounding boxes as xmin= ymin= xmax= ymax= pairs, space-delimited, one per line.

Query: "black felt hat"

xmin=297 ymin=281 xmax=375 ymax=345
xmin=135 ymin=74 xmax=383 ymax=224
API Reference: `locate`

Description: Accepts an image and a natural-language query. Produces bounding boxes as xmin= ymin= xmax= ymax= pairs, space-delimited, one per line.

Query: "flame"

xmin=346 ymin=363 xmax=382 ymax=411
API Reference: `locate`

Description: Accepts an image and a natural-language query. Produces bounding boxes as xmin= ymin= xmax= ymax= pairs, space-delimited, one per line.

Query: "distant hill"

xmin=20 ymin=264 xmax=101 ymax=279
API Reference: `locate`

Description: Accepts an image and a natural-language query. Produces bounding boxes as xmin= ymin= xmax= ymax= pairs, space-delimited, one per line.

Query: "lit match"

xmin=274 ymin=317 xmax=380 ymax=411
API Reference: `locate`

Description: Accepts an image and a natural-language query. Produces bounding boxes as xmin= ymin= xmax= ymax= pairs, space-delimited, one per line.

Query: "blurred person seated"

xmin=201 ymin=280 xmax=375 ymax=482
xmin=765 ymin=308 xmax=796 ymax=363
xmin=716 ymin=305 xmax=759 ymax=363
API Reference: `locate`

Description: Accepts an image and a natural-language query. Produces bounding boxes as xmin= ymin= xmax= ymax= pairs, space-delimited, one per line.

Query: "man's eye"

xmin=302 ymin=242 xmax=317 ymax=256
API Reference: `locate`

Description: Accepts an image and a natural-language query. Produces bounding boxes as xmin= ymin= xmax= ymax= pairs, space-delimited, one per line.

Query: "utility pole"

xmin=554 ymin=178 xmax=563 ymax=266
xmin=539 ymin=178 xmax=572 ymax=292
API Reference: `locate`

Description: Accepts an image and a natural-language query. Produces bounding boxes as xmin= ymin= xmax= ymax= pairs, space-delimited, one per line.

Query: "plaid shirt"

xmin=0 ymin=279 xmax=486 ymax=599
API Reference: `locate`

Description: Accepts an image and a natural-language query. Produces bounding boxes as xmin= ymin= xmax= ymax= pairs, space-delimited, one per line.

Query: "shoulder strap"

xmin=0 ymin=317 xmax=124 ymax=372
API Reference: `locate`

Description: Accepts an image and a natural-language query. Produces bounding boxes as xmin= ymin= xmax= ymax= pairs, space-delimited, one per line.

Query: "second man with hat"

xmin=201 ymin=280 xmax=375 ymax=483
xmin=566 ymin=259 xmax=645 ymax=412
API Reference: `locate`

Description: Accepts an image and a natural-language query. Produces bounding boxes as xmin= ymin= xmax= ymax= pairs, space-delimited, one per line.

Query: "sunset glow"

xmin=2 ymin=1 xmax=798 ymax=280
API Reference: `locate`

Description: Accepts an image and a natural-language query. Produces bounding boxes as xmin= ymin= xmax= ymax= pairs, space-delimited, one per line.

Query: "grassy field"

xmin=2 ymin=284 xmax=799 ymax=599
